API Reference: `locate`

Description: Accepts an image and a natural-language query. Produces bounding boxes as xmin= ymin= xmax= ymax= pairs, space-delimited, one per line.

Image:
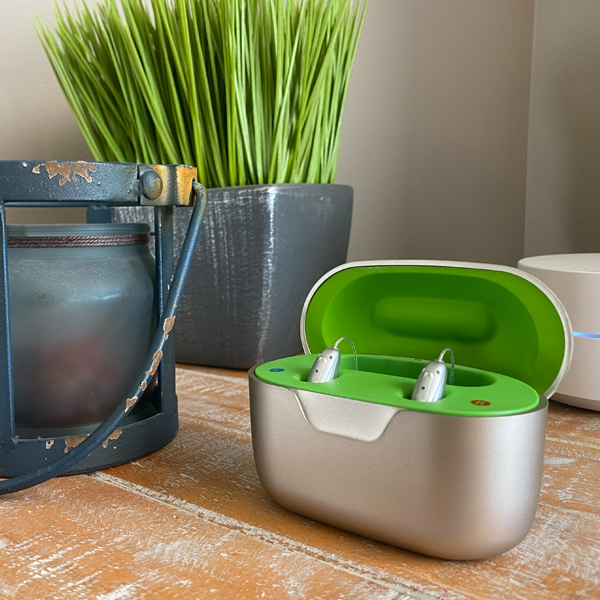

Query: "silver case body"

xmin=249 ymin=370 xmax=548 ymax=560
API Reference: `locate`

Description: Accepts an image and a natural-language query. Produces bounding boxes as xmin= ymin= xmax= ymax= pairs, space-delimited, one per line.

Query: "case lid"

xmin=301 ymin=261 xmax=573 ymax=397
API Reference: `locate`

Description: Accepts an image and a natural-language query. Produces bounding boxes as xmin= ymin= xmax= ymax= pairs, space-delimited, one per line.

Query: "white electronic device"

xmin=519 ymin=253 xmax=600 ymax=411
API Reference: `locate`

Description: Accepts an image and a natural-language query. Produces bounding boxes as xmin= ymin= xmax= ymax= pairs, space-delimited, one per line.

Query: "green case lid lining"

xmin=301 ymin=262 xmax=571 ymax=396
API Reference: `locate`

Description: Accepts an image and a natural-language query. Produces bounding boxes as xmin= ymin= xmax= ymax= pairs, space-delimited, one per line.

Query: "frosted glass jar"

xmin=7 ymin=224 xmax=155 ymax=435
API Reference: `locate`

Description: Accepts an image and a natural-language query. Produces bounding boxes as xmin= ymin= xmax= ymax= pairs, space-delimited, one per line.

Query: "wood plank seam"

xmin=544 ymin=441 xmax=600 ymax=463
xmin=538 ymin=501 xmax=600 ymax=523
xmin=179 ymin=369 xmax=249 ymax=385
xmin=546 ymin=436 xmax=600 ymax=451
xmin=180 ymin=413 xmax=250 ymax=438
xmin=88 ymin=472 xmax=470 ymax=600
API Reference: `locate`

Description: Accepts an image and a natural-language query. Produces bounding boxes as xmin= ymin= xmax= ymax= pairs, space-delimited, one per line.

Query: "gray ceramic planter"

xmin=114 ymin=184 xmax=353 ymax=369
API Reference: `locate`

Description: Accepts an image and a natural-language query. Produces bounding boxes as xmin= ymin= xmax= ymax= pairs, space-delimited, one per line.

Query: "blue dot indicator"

xmin=269 ymin=368 xmax=285 ymax=372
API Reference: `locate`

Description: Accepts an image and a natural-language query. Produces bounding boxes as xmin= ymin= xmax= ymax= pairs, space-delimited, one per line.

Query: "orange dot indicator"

xmin=471 ymin=400 xmax=491 ymax=406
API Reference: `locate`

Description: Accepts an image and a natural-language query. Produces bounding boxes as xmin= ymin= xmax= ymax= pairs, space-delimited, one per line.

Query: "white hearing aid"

xmin=308 ymin=337 xmax=357 ymax=383
xmin=411 ymin=347 xmax=454 ymax=402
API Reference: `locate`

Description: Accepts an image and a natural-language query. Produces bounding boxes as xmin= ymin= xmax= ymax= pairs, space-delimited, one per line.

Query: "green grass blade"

xmin=37 ymin=0 xmax=368 ymax=187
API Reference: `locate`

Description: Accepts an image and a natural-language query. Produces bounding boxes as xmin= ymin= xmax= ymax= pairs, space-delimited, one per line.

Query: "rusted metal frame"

xmin=0 ymin=203 xmax=15 ymax=449
xmin=139 ymin=164 xmax=196 ymax=207
xmin=0 ymin=184 xmax=205 ymax=489
xmin=0 ymin=161 xmax=194 ymax=207
xmin=0 ymin=160 xmax=196 ymax=476
xmin=154 ymin=206 xmax=176 ymax=414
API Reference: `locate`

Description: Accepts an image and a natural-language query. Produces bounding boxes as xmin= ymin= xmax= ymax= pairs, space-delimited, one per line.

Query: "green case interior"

xmin=255 ymin=354 xmax=539 ymax=416
xmin=255 ymin=263 xmax=569 ymax=417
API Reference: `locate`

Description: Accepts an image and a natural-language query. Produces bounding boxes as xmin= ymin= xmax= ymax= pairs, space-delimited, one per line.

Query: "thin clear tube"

xmin=334 ymin=336 xmax=358 ymax=371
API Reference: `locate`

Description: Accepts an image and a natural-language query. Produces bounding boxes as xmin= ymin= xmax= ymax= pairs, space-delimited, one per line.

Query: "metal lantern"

xmin=0 ymin=160 xmax=203 ymax=480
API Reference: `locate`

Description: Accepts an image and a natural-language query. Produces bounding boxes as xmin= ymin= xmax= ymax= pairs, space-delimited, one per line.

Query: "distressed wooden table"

xmin=0 ymin=365 xmax=599 ymax=600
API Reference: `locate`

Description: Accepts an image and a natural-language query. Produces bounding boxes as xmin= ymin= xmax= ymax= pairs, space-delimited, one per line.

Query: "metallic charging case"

xmin=248 ymin=261 xmax=572 ymax=560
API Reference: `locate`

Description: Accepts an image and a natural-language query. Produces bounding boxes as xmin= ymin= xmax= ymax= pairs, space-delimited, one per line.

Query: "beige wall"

xmin=525 ymin=0 xmax=600 ymax=258
xmin=0 ymin=0 xmax=90 ymax=224
xmin=339 ymin=0 xmax=535 ymax=265
xmin=1 ymin=0 xmax=535 ymax=266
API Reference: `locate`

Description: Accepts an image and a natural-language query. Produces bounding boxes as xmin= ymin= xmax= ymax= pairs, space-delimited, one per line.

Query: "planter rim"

xmin=205 ymin=182 xmax=352 ymax=193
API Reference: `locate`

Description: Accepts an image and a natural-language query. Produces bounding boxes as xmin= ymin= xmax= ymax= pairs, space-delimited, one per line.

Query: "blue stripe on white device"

xmin=573 ymin=331 xmax=600 ymax=339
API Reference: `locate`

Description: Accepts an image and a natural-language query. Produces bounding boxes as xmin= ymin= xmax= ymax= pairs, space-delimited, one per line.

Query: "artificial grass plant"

xmin=37 ymin=0 xmax=368 ymax=188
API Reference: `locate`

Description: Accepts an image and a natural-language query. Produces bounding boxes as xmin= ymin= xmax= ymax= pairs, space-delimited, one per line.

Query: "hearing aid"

xmin=411 ymin=347 xmax=454 ymax=402
xmin=308 ymin=337 xmax=357 ymax=383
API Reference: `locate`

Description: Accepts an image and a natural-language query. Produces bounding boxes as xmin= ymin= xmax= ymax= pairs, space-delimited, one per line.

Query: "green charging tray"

xmin=255 ymin=354 xmax=539 ymax=417
xmin=256 ymin=260 xmax=572 ymax=414
xmin=249 ymin=260 xmax=573 ymax=559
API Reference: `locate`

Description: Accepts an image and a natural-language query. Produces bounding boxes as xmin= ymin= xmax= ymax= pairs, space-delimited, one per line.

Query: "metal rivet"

xmin=139 ymin=168 xmax=163 ymax=200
